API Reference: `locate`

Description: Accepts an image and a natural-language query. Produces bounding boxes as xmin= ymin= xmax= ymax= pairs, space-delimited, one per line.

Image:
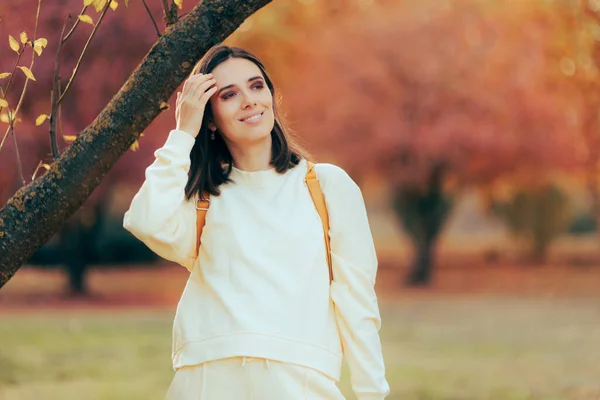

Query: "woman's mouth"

xmin=240 ymin=111 xmax=264 ymax=124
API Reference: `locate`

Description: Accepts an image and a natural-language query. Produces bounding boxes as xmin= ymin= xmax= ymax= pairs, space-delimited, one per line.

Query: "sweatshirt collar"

xmin=230 ymin=164 xmax=279 ymax=187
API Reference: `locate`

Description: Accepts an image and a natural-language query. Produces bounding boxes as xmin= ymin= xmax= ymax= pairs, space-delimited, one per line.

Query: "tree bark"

xmin=0 ymin=0 xmax=271 ymax=288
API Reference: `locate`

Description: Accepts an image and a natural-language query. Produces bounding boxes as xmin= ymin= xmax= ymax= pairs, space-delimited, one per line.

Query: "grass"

xmin=1 ymin=298 xmax=600 ymax=400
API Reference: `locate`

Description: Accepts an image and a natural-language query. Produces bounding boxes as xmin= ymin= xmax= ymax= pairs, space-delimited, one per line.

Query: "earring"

xmin=210 ymin=130 xmax=216 ymax=140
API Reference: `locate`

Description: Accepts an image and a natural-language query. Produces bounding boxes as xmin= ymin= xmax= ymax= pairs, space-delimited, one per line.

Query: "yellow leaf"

xmin=124 ymin=0 xmax=129 ymax=6
xmin=174 ymin=0 xmax=183 ymax=9
xmin=35 ymin=114 xmax=49 ymax=126
xmin=159 ymin=102 xmax=170 ymax=110
xmin=41 ymin=163 xmax=51 ymax=170
xmin=84 ymin=0 xmax=94 ymax=6
xmin=130 ymin=140 xmax=140 ymax=152
xmin=63 ymin=135 xmax=77 ymax=142
xmin=20 ymin=32 xmax=28 ymax=44
xmin=0 ymin=99 xmax=8 ymax=108
xmin=93 ymin=0 xmax=107 ymax=12
xmin=78 ymin=15 xmax=94 ymax=25
xmin=0 ymin=73 xmax=11 ymax=79
xmin=8 ymin=35 xmax=19 ymax=52
xmin=0 ymin=110 xmax=14 ymax=123
xmin=34 ymin=38 xmax=48 ymax=48
xmin=33 ymin=44 xmax=43 ymax=56
xmin=18 ymin=66 xmax=36 ymax=81
xmin=33 ymin=38 xmax=48 ymax=55
xmin=110 ymin=0 xmax=118 ymax=10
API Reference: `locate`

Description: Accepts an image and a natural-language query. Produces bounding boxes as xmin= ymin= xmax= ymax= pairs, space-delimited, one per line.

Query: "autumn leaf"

xmin=78 ymin=15 xmax=94 ymax=25
xmin=84 ymin=0 xmax=94 ymax=6
xmin=34 ymin=38 xmax=48 ymax=48
xmin=124 ymin=0 xmax=129 ymax=6
xmin=8 ymin=35 xmax=20 ymax=53
xmin=159 ymin=102 xmax=170 ymax=110
xmin=174 ymin=0 xmax=183 ymax=9
xmin=20 ymin=32 xmax=28 ymax=44
xmin=18 ymin=66 xmax=36 ymax=81
xmin=93 ymin=0 xmax=107 ymax=12
xmin=0 ymin=99 xmax=8 ymax=108
xmin=110 ymin=0 xmax=118 ymax=10
xmin=63 ymin=135 xmax=77 ymax=142
xmin=0 ymin=73 xmax=11 ymax=79
xmin=0 ymin=110 xmax=14 ymax=123
xmin=33 ymin=38 xmax=48 ymax=56
xmin=35 ymin=114 xmax=49 ymax=126
xmin=130 ymin=140 xmax=140 ymax=152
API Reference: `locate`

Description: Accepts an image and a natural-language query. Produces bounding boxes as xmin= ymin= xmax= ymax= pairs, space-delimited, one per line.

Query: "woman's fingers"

xmin=192 ymin=78 xmax=217 ymax=100
xmin=200 ymin=86 xmax=218 ymax=104
xmin=190 ymin=75 xmax=216 ymax=99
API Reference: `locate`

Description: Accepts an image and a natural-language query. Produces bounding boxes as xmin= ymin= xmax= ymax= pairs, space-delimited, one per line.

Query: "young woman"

xmin=123 ymin=46 xmax=389 ymax=399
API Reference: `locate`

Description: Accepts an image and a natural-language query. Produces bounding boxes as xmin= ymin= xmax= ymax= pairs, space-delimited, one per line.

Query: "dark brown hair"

xmin=184 ymin=46 xmax=309 ymax=201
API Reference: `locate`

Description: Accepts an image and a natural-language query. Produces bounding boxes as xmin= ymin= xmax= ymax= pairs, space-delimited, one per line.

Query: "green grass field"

xmin=1 ymin=297 xmax=600 ymax=400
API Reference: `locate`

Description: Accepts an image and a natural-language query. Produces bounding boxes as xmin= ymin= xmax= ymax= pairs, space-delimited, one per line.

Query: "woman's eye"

xmin=222 ymin=92 xmax=235 ymax=100
xmin=252 ymin=83 xmax=264 ymax=90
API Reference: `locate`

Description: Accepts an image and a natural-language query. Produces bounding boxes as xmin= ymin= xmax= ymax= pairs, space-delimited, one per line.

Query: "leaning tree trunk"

xmin=392 ymin=165 xmax=453 ymax=286
xmin=0 ymin=0 xmax=271 ymax=288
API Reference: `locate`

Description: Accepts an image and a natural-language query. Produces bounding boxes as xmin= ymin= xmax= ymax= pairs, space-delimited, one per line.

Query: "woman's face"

xmin=208 ymin=57 xmax=275 ymax=146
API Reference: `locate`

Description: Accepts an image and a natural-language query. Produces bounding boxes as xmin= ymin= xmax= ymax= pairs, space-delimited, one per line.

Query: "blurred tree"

xmin=242 ymin=0 xmax=584 ymax=284
xmin=488 ymin=184 xmax=572 ymax=263
xmin=0 ymin=0 xmax=271 ymax=289
xmin=549 ymin=0 xmax=600 ymax=236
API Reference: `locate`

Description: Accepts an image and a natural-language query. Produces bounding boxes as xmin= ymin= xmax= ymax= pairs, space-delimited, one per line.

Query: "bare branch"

xmin=1 ymin=50 xmax=23 ymax=102
xmin=9 ymin=121 xmax=25 ymax=186
xmin=63 ymin=6 xmax=89 ymax=43
xmin=0 ymin=86 xmax=25 ymax=185
xmin=58 ymin=1 xmax=112 ymax=105
xmin=142 ymin=0 xmax=161 ymax=38
xmin=50 ymin=16 xmax=70 ymax=159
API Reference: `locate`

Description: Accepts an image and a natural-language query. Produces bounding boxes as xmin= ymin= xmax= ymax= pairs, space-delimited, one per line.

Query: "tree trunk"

xmin=0 ymin=0 xmax=271 ymax=288
xmin=405 ymin=235 xmax=436 ymax=286
xmin=392 ymin=165 xmax=453 ymax=286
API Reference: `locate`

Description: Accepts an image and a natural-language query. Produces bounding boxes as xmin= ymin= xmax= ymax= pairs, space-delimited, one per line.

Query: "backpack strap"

xmin=305 ymin=161 xmax=333 ymax=283
xmin=195 ymin=194 xmax=210 ymax=256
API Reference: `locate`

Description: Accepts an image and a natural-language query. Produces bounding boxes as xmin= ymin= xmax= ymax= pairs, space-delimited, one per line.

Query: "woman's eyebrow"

xmin=217 ymin=76 xmax=264 ymax=96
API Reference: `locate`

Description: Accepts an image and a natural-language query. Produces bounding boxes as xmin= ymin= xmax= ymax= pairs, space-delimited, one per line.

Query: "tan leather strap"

xmin=305 ymin=161 xmax=333 ymax=283
xmin=195 ymin=195 xmax=210 ymax=256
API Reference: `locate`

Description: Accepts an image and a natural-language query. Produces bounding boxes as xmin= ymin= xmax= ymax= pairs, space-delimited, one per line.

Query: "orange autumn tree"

xmin=272 ymin=1 xmax=581 ymax=285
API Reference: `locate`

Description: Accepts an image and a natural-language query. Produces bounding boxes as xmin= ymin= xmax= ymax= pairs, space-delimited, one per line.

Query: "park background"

xmin=1 ymin=0 xmax=600 ymax=399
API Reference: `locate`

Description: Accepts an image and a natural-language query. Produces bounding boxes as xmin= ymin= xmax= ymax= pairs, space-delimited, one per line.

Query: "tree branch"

xmin=0 ymin=87 xmax=25 ymax=186
xmin=58 ymin=1 xmax=112 ymax=105
xmin=63 ymin=6 xmax=89 ymax=43
xmin=0 ymin=0 xmax=272 ymax=288
xmin=142 ymin=0 xmax=161 ymax=38
xmin=50 ymin=16 xmax=70 ymax=159
xmin=162 ymin=0 xmax=178 ymax=26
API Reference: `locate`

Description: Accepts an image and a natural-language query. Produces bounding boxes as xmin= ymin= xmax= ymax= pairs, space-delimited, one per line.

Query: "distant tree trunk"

xmin=392 ymin=165 xmax=453 ymax=286
xmin=0 ymin=0 xmax=271 ymax=289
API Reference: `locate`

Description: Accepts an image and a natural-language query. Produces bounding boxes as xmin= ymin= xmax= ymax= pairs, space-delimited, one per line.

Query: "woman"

xmin=123 ymin=46 xmax=389 ymax=399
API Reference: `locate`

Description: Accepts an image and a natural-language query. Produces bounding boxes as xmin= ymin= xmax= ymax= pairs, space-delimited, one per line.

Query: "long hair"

xmin=184 ymin=46 xmax=309 ymax=201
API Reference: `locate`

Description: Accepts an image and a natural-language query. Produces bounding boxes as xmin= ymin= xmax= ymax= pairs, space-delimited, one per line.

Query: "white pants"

xmin=165 ymin=357 xmax=345 ymax=400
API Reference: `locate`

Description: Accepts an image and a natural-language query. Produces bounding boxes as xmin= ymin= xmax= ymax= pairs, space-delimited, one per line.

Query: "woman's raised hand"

xmin=175 ymin=73 xmax=218 ymax=138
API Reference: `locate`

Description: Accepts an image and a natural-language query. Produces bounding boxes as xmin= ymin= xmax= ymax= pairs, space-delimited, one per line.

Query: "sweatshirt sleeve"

xmin=123 ymin=129 xmax=198 ymax=271
xmin=315 ymin=163 xmax=390 ymax=400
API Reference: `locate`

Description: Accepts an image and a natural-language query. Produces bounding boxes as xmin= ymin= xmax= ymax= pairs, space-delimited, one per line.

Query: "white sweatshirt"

xmin=123 ymin=129 xmax=390 ymax=399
